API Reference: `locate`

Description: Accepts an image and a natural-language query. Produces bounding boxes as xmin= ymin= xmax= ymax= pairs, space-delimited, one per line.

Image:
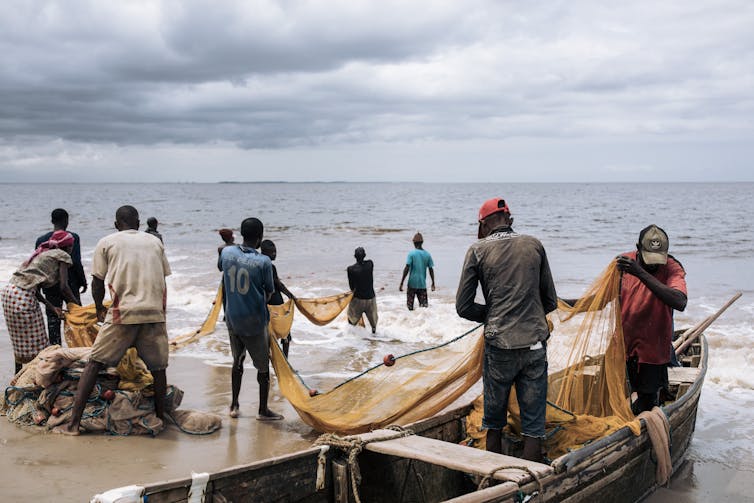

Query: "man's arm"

xmin=428 ymin=267 xmax=436 ymax=291
xmin=35 ymin=289 xmax=63 ymax=318
xmin=538 ymin=248 xmax=558 ymax=314
xmin=72 ymin=235 xmax=87 ymax=293
xmin=455 ymin=249 xmax=487 ymax=323
xmin=57 ymin=263 xmax=78 ymax=304
xmin=399 ymin=264 xmax=409 ymax=291
xmin=91 ymin=276 xmax=107 ymax=322
xmin=277 ymin=277 xmax=295 ymax=300
xmin=347 ymin=267 xmax=356 ymax=292
xmin=617 ymin=255 xmax=687 ymax=311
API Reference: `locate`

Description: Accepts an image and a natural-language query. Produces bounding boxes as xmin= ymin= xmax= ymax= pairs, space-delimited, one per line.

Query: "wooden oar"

xmin=672 ymin=315 xmax=712 ymax=350
xmin=675 ymin=292 xmax=742 ymax=357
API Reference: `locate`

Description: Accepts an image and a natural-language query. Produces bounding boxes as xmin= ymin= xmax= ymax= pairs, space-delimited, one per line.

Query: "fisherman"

xmin=145 ymin=217 xmax=163 ymax=243
xmin=399 ymin=232 xmax=436 ymax=310
xmin=456 ymin=198 xmax=558 ymax=462
xmin=59 ymin=205 xmax=171 ymax=435
xmin=219 ymin=218 xmax=283 ymax=421
xmin=261 ymin=239 xmax=296 ymax=358
xmin=562 ymin=225 xmax=687 ymax=414
xmin=347 ymin=247 xmax=378 ymax=333
xmin=4 ymin=231 xmax=79 ymax=373
xmin=35 ymin=208 xmax=87 ymax=345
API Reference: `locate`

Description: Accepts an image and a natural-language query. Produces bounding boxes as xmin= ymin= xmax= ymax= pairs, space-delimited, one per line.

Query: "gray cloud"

xmin=0 ymin=0 xmax=752 ymax=181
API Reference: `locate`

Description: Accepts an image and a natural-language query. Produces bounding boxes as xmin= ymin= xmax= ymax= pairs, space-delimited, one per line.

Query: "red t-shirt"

xmin=620 ymin=251 xmax=687 ymax=365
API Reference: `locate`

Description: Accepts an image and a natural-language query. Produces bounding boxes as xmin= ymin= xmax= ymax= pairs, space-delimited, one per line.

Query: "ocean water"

xmin=0 ymin=182 xmax=752 ymax=489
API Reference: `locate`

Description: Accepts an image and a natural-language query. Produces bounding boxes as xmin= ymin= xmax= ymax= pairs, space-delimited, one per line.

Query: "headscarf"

xmin=25 ymin=230 xmax=74 ymax=266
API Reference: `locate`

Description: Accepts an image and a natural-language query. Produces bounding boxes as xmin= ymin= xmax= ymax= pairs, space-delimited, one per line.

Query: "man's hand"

xmin=399 ymin=284 xmax=404 ymax=292
xmin=95 ymin=305 xmax=108 ymax=323
xmin=53 ymin=307 xmax=65 ymax=319
xmin=80 ymin=284 xmax=88 ymax=294
xmin=616 ymin=255 xmax=642 ymax=277
xmin=431 ymin=284 xmax=436 ymax=292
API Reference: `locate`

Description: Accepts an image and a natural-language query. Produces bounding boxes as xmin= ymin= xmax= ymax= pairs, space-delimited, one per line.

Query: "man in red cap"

xmin=456 ymin=197 xmax=558 ymax=462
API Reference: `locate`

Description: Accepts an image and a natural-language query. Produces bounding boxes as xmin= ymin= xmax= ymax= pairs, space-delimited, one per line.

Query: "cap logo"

xmin=648 ymin=238 xmax=662 ymax=250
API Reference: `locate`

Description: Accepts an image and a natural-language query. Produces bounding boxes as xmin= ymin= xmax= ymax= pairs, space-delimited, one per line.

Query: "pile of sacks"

xmin=1 ymin=345 xmax=221 ymax=436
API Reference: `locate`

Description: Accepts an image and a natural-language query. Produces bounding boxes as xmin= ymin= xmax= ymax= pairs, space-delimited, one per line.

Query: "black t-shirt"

xmin=347 ymin=260 xmax=375 ymax=299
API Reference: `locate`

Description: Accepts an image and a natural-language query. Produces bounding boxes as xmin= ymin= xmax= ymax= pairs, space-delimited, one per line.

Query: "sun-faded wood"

xmin=668 ymin=366 xmax=701 ymax=384
xmin=362 ymin=429 xmax=553 ymax=484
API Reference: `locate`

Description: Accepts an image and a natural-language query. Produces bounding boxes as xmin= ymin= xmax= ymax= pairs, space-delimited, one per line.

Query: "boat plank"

xmin=667 ymin=366 xmax=700 ymax=384
xmin=362 ymin=429 xmax=553 ymax=483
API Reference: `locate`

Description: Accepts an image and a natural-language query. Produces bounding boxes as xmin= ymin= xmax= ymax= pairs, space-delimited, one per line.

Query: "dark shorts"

xmin=348 ymin=297 xmax=378 ymax=328
xmin=482 ymin=341 xmax=548 ymax=438
xmin=228 ymin=325 xmax=270 ymax=372
xmin=406 ymin=287 xmax=428 ymax=310
xmin=627 ymin=356 xmax=669 ymax=395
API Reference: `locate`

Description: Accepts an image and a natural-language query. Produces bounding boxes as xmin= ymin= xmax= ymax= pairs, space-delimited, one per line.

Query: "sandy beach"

xmin=0 ymin=353 xmax=317 ymax=502
xmin=2 ymin=347 xmax=753 ymax=502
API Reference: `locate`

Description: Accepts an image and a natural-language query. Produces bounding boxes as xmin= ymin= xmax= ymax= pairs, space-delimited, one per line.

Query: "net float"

xmin=309 ymin=389 xmax=319 ymax=397
xmin=383 ymin=354 xmax=396 ymax=367
xmin=102 ymin=389 xmax=116 ymax=401
xmin=51 ymin=407 xmax=61 ymax=417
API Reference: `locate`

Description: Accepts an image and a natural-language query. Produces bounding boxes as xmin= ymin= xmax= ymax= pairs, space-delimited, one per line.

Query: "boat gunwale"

xmin=551 ymin=333 xmax=707 ymax=473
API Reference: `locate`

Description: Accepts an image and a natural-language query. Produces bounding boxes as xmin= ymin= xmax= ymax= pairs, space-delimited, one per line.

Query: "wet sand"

xmin=2 ymin=352 xmax=753 ymax=502
xmin=0 ymin=354 xmax=317 ymax=501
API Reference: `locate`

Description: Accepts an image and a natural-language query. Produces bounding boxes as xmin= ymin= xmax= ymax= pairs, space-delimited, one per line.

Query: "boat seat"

xmin=360 ymin=429 xmax=554 ymax=485
xmin=667 ymin=366 xmax=700 ymax=385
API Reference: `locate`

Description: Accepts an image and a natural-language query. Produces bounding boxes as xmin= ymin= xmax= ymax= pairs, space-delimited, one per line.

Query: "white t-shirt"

xmin=92 ymin=230 xmax=171 ymax=324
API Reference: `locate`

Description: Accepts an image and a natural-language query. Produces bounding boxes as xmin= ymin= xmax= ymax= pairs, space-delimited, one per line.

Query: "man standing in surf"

xmin=347 ymin=247 xmax=378 ymax=333
xmin=219 ymin=217 xmax=283 ymax=421
xmin=399 ymin=232 xmax=436 ymax=310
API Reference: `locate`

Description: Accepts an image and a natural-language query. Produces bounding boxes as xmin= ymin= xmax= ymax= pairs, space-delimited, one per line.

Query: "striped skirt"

xmin=1 ymin=284 xmax=48 ymax=364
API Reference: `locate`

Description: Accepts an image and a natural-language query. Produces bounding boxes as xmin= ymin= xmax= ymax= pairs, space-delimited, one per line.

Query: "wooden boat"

xmin=96 ymin=332 xmax=708 ymax=503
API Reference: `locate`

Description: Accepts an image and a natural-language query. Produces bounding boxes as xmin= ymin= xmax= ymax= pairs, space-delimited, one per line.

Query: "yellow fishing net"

xmin=167 ymin=284 xmax=353 ymax=346
xmin=293 ymin=292 xmax=353 ymax=326
xmin=463 ymin=261 xmax=641 ymax=457
xmin=63 ymin=302 xmax=112 ymax=347
xmin=67 ymin=264 xmax=642 ymax=457
xmin=271 ymin=261 xmax=641 ymax=459
xmin=270 ymin=324 xmax=484 ymax=433
xmin=269 ymin=299 xmax=295 ymax=339
xmin=168 ymin=284 xmax=224 ymax=351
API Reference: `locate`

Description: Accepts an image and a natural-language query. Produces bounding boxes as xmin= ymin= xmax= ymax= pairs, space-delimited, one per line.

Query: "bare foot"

xmin=52 ymin=425 xmax=81 ymax=436
xmin=256 ymin=409 xmax=283 ymax=421
xmin=229 ymin=406 xmax=239 ymax=418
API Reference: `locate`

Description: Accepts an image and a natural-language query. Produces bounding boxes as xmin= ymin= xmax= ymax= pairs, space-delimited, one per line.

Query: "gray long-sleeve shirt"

xmin=455 ymin=228 xmax=558 ymax=350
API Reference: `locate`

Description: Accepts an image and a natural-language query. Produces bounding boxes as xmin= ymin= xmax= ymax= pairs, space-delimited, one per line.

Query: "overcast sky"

xmin=1 ymin=1 xmax=753 ymax=182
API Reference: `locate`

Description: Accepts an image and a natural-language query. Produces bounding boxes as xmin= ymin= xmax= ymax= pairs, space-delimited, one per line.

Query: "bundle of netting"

xmin=464 ymin=261 xmax=641 ymax=457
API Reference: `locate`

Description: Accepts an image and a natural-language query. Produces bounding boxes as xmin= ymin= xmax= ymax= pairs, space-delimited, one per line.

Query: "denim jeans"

xmin=482 ymin=341 xmax=548 ymax=438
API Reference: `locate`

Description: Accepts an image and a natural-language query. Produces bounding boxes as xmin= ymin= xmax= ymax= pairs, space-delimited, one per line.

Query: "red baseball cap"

xmin=478 ymin=198 xmax=510 ymax=222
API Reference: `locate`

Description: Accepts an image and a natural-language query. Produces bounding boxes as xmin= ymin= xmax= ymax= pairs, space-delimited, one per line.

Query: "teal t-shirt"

xmin=406 ymin=248 xmax=434 ymax=289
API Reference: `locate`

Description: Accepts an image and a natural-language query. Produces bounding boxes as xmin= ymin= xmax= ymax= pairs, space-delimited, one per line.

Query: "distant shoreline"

xmin=0 ymin=181 xmax=752 ymax=185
